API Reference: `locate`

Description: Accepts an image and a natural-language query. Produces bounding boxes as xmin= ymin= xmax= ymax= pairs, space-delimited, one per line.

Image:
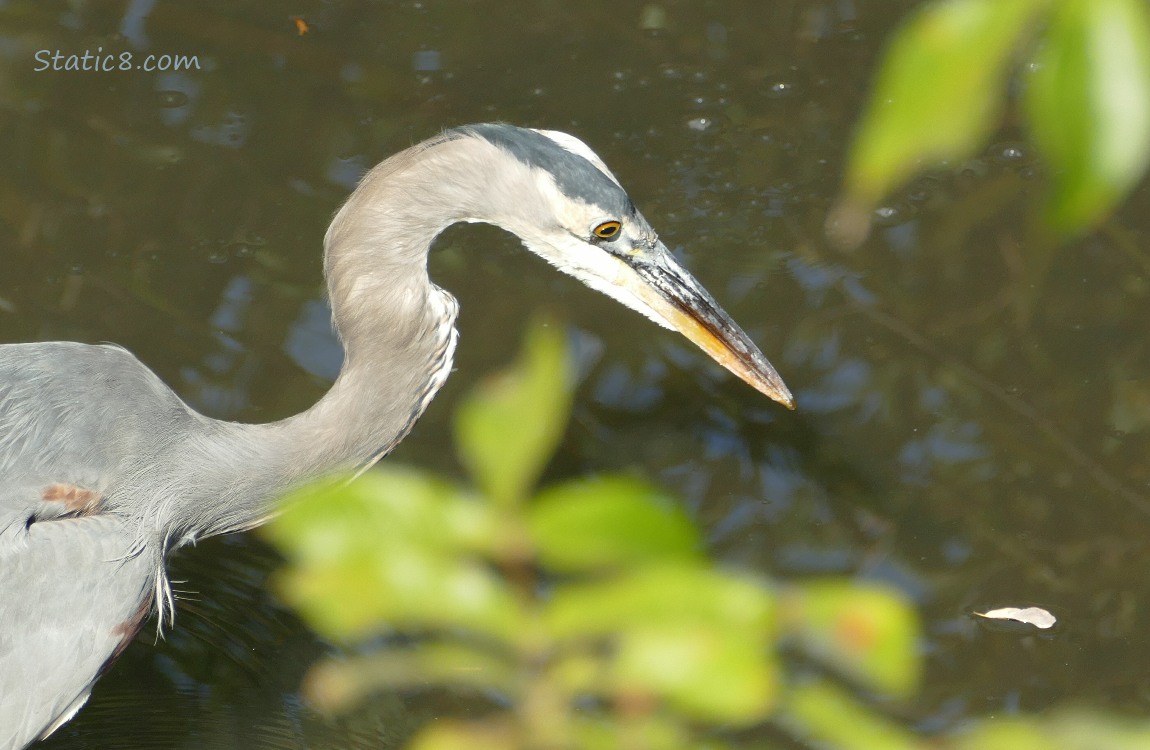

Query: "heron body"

xmin=0 ymin=123 xmax=790 ymax=748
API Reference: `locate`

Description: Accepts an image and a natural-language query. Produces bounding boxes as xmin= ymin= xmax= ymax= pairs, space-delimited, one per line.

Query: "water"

xmin=0 ymin=0 xmax=1147 ymax=747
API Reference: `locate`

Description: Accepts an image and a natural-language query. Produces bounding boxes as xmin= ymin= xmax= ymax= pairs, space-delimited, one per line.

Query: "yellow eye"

xmin=593 ymin=220 xmax=622 ymax=240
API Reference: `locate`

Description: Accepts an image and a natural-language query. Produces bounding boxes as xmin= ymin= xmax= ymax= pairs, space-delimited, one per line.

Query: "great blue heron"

xmin=0 ymin=123 xmax=791 ymax=748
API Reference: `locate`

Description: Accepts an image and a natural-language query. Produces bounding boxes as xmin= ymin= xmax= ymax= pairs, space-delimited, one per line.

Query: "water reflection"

xmin=0 ymin=0 xmax=1144 ymax=747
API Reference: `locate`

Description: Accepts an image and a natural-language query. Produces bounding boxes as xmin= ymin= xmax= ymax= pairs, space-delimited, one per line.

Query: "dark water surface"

xmin=2 ymin=1 xmax=1149 ymax=747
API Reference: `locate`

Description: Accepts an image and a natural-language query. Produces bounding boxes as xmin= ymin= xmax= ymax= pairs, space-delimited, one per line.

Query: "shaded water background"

xmin=1 ymin=0 xmax=1149 ymax=746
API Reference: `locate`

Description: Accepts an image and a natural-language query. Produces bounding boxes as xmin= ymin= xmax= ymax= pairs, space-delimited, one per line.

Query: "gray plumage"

xmin=454 ymin=123 xmax=636 ymax=218
xmin=0 ymin=123 xmax=791 ymax=748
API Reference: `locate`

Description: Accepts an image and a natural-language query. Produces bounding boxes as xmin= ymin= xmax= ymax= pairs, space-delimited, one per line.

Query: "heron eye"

xmin=593 ymin=220 xmax=622 ymax=240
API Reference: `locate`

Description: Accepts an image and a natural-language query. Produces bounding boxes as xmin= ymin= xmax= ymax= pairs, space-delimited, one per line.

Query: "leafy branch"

xmin=834 ymin=0 xmax=1150 ymax=244
xmin=264 ymin=319 xmax=918 ymax=749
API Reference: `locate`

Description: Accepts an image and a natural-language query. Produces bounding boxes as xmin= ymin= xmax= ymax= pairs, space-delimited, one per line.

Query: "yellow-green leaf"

xmin=303 ymin=642 xmax=521 ymax=713
xmin=571 ymin=715 xmax=690 ymax=750
xmin=780 ymin=581 xmax=920 ymax=699
xmin=528 ymin=476 xmax=701 ymax=572
xmin=778 ymin=679 xmax=926 ymax=750
xmin=266 ymin=468 xmax=495 ymax=562
xmin=273 ymin=544 xmax=525 ymax=644
xmin=545 ymin=564 xmax=775 ymax=641
xmin=264 ymin=469 xmax=524 ymax=644
xmin=455 ymin=318 xmax=574 ymax=508
xmin=408 ymin=718 xmax=519 ymax=750
xmin=611 ymin=626 xmax=778 ymax=724
xmin=1025 ymin=0 xmax=1150 ymax=231
xmin=955 ymin=710 xmax=1150 ymax=750
xmin=846 ymin=0 xmax=1048 ymax=203
xmin=953 ymin=718 xmax=1051 ymax=750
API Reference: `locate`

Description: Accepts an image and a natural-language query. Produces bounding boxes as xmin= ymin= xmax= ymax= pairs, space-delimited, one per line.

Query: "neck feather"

xmin=283 ymin=139 xmax=479 ymax=477
xmin=169 ymin=139 xmax=492 ymax=541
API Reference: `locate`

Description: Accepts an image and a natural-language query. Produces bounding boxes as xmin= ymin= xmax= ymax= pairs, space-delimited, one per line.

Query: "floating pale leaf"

xmin=974 ymin=606 xmax=1056 ymax=629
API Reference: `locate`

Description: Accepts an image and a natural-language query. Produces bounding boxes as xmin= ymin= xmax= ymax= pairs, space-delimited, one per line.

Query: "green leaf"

xmin=954 ymin=711 xmax=1150 ymax=750
xmin=545 ymin=564 xmax=775 ymax=641
xmin=546 ymin=565 xmax=781 ymax=724
xmin=571 ymin=715 xmax=691 ymax=750
xmin=781 ymin=581 xmax=921 ymax=699
xmin=777 ymin=679 xmax=926 ymax=750
xmin=407 ymin=718 xmax=519 ymax=750
xmin=953 ymin=719 xmax=1051 ymax=750
xmin=528 ymin=476 xmax=701 ymax=572
xmin=846 ymin=0 xmax=1047 ymax=203
xmin=455 ymin=318 xmax=574 ymax=508
xmin=1025 ymin=0 xmax=1150 ymax=231
xmin=1049 ymin=710 xmax=1150 ymax=749
xmin=264 ymin=469 xmax=525 ymax=644
xmin=273 ymin=541 xmax=525 ymax=644
xmin=611 ymin=625 xmax=778 ymax=724
xmin=303 ymin=642 xmax=521 ymax=713
xmin=266 ymin=468 xmax=497 ymax=561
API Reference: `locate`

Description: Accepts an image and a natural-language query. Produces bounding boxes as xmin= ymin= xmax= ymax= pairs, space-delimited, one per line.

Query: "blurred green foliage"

xmin=264 ymin=319 xmax=920 ymax=748
xmin=953 ymin=710 xmax=1150 ymax=750
xmin=842 ymin=0 xmax=1150 ymax=238
xmin=265 ymin=318 xmax=1150 ymax=748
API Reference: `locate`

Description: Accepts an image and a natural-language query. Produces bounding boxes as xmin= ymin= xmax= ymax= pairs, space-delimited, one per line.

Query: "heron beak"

xmin=623 ymin=246 xmax=794 ymax=409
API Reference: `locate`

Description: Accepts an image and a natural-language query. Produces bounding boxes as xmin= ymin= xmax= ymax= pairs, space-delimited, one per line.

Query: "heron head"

xmin=451 ymin=123 xmax=793 ymax=409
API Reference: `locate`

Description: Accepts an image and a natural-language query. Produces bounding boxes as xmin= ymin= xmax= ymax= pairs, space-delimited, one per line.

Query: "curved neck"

xmin=172 ymin=140 xmax=488 ymax=541
xmin=285 ymin=140 xmax=481 ymax=475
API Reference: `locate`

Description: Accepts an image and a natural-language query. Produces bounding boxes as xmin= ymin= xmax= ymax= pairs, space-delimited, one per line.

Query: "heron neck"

xmin=284 ymin=151 xmax=473 ymax=480
xmin=281 ymin=283 xmax=456 ymax=482
xmin=179 ymin=146 xmax=475 ymax=542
